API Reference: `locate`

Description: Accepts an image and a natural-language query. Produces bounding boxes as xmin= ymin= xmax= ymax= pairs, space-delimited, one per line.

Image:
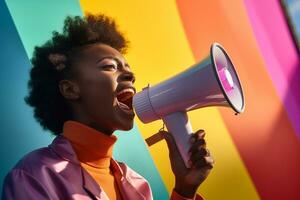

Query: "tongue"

xmin=117 ymin=92 xmax=133 ymax=109
xmin=123 ymin=97 xmax=133 ymax=109
xmin=117 ymin=92 xmax=132 ymax=102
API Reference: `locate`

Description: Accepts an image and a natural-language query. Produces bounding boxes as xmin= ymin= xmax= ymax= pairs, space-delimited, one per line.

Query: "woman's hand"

xmin=163 ymin=130 xmax=214 ymax=198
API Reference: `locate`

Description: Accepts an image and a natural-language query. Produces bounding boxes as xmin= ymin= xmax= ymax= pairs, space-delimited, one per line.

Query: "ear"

xmin=58 ymin=79 xmax=80 ymax=100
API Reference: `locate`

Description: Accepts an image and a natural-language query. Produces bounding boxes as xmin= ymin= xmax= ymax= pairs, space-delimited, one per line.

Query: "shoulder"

xmin=7 ymin=136 xmax=75 ymax=183
xmin=2 ymin=138 xmax=81 ymax=199
xmin=12 ymin=145 xmax=59 ymax=174
xmin=2 ymin=147 xmax=59 ymax=200
xmin=2 ymin=168 xmax=52 ymax=200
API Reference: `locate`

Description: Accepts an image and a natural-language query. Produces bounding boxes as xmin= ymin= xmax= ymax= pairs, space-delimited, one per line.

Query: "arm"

xmin=2 ymin=169 xmax=51 ymax=200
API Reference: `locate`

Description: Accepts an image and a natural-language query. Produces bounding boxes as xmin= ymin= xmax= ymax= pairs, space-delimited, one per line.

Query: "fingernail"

xmin=199 ymin=131 xmax=205 ymax=137
xmin=190 ymin=137 xmax=195 ymax=143
xmin=198 ymin=146 xmax=204 ymax=151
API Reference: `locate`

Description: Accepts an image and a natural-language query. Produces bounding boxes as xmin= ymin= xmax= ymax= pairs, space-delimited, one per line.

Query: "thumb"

xmin=161 ymin=131 xmax=181 ymax=157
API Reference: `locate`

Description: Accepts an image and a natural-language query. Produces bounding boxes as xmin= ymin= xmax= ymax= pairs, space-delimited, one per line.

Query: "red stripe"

xmin=176 ymin=0 xmax=300 ymax=199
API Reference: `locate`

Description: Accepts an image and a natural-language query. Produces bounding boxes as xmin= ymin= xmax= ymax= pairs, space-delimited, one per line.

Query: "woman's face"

xmin=63 ymin=43 xmax=136 ymax=134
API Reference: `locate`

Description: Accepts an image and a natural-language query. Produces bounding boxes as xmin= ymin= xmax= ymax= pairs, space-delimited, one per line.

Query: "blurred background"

xmin=1 ymin=0 xmax=299 ymax=199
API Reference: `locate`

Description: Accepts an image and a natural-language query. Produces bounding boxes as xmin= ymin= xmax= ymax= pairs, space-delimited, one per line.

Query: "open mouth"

xmin=116 ymin=88 xmax=135 ymax=111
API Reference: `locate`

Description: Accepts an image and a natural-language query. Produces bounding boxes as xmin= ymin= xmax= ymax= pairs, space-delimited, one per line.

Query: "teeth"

xmin=117 ymin=88 xmax=135 ymax=96
xmin=117 ymin=88 xmax=135 ymax=103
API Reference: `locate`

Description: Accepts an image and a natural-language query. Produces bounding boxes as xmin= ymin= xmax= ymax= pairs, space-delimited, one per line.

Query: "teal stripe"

xmin=5 ymin=0 xmax=83 ymax=58
xmin=0 ymin=0 xmax=49 ymax=193
xmin=0 ymin=0 xmax=83 ymax=195
xmin=4 ymin=1 xmax=169 ymax=199
xmin=115 ymin=125 xmax=169 ymax=200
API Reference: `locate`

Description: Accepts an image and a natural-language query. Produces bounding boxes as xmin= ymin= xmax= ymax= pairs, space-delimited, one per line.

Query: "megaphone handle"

xmin=162 ymin=112 xmax=193 ymax=168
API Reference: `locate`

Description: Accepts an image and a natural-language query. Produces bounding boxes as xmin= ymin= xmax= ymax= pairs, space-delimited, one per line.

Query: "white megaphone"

xmin=133 ymin=43 xmax=245 ymax=168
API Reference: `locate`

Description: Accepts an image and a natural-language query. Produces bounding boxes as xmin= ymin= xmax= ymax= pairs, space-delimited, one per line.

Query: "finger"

xmin=189 ymin=130 xmax=205 ymax=143
xmin=195 ymin=129 xmax=205 ymax=139
xmin=190 ymin=156 xmax=206 ymax=168
xmin=193 ymin=156 xmax=214 ymax=169
xmin=188 ymin=139 xmax=206 ymax=154
xmin=189 ymin=148 xmax=209 ymax=163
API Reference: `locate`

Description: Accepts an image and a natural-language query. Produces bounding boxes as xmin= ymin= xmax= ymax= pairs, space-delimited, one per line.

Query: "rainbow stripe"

xmin=1 ymin=0 xmax=299 ymax=199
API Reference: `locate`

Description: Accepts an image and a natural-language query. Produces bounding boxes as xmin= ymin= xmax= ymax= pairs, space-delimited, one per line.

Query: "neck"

xmin=63 ymin=120 xmax=117 ymax=168
xmin=70 ymin=108 xmax=114 ymax=135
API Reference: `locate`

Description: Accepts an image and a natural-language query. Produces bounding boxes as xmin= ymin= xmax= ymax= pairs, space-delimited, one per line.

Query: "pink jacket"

xmin=2 ymin=136 xmax=153 ymax=200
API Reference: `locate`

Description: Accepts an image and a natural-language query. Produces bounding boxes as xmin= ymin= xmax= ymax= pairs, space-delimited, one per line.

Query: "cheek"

xmin=79 ymin=72 xmax=117 ymax=109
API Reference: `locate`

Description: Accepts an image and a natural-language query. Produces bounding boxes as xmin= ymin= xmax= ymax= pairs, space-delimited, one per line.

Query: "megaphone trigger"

xmin=145 ymin=131 xmax=164 ymax=147
xmin=145 ymin=123 xmax=166 ymax=147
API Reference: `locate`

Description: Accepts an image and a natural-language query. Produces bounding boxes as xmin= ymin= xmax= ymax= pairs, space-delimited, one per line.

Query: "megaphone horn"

xmin=133 ymin=43 xmax=245 ymax=168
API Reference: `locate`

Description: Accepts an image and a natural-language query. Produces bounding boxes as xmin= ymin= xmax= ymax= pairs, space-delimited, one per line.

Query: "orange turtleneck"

xmin=63 ymin=120 xmax=122 ymax=200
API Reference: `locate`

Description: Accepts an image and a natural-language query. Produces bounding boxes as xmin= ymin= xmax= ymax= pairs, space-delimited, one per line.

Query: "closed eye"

xmin=100 ymin=64 xmax=118 ymax=71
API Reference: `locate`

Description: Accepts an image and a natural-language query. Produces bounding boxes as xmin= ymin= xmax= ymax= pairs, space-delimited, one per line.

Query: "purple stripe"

xmin=244 ymin=0 xmax=300 ymax=139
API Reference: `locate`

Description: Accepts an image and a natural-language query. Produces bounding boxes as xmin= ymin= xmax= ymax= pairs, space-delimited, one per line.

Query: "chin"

xmin=117 ymin=119 xmax=134 ymax=131
xmin=121 ymin=122 xmax=134 ymax=131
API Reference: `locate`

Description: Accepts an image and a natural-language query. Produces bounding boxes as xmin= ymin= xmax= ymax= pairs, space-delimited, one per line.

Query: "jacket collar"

xmin=49 ymin=135 xmax=147 ymax=200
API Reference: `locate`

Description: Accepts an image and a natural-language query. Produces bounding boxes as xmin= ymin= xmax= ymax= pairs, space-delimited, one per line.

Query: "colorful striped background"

xmin=1 ymin=0 xmax=299 ymax=199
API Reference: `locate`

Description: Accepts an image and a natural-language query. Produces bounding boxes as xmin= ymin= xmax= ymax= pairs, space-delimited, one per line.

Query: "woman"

xmin=2 ymin=14 xmax=214 ymax=200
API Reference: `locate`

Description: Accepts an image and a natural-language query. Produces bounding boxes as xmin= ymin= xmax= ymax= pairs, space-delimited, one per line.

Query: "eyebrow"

xmin=96 ymin=56 xmax=131 ymax=68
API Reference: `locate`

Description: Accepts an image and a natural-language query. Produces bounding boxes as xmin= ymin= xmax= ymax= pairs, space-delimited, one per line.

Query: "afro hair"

xmin=25 ymin=14 xmax=129 ymax=135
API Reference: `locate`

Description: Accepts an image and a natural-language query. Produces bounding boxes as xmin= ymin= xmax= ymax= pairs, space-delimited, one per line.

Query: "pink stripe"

xmin=244 ymin=0 xmax=300 ymax=139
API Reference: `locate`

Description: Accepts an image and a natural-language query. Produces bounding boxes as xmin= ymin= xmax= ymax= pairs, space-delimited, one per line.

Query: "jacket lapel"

xmin=111 ymin=159 xmax=147 ymax=200
xmin=50 ymin=136 xmax=109 ymax=200
xmin=50 ymin=136 xmax=148 ymax=200
xmin=81 ymin=169 xmax=109 ymax=200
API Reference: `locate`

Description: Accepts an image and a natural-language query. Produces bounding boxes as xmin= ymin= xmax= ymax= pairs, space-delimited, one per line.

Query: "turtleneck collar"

xmin=63 ymin=120 xmax=117 ymax=169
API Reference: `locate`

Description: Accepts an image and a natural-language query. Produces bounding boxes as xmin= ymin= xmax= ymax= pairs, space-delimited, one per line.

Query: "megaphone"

xmin=133 ymin=43 xmax=245 ymax=168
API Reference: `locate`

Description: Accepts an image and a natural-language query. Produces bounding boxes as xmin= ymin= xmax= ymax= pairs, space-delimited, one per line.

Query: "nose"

xmin=119 ymin=71 xmax=135 ymax=83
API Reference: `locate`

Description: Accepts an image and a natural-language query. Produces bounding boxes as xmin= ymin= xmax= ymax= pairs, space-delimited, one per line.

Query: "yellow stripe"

xmin=79 ymin=1 xmax=259 ymax=199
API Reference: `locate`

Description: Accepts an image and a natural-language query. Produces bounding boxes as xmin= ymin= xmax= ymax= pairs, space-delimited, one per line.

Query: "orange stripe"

xmin=176 ymin=0 xmax=300 ymax=199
